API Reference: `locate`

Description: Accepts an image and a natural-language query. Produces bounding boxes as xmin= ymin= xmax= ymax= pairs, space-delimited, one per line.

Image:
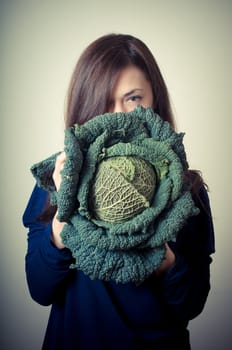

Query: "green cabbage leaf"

xmin=31 ymin=106 xmax=199 ymax=283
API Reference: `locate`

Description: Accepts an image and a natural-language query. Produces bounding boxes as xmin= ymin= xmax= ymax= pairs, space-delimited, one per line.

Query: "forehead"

xmin=115 ymin=65 xmax=149 ymax=86
xmin=112 ymin=65 xmax=151 ymax=96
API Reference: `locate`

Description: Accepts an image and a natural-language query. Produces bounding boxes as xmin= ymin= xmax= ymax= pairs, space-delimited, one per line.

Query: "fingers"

xmin=52 ymin=152 xmax=66 ymax=191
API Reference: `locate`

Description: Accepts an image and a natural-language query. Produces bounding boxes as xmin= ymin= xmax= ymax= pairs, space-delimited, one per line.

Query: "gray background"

xmin=1 ymin=0 xmax=231 ymax=349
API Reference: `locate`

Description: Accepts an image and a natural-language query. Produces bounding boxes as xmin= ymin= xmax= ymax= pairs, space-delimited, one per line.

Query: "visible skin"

xmin=51 ymin=152 xmax=66 ymax=249
xmin=51 ymin=65 xmax=176 ymax=273
xmin=108 ymin=65 xmax=154 ymax=113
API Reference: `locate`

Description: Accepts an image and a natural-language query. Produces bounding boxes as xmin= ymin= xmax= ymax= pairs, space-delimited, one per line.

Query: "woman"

xmin=23 ymin=34 xmax=215 ymax=350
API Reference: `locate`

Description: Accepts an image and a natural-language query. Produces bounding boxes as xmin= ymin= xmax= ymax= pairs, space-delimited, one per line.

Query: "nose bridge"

xmin=113 ymin=100 xmax=126 ymax=113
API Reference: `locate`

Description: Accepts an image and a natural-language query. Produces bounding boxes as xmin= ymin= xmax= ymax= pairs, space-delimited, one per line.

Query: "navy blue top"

xmin=23 ymin=185 xmax=215 ymax=350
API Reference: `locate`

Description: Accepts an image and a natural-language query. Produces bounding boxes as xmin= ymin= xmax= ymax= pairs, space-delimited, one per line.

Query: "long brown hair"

xmin=65 ymin=34 xmax=204 ymax=187
xmin=40 ymin=34 xmax=206 ymax=222
xmin=65 ymin=33 xmax=175 ymax=128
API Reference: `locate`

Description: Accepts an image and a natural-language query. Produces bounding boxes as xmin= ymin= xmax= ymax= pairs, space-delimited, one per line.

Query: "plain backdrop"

xmin=1 ymin=0 xmax=231 ymax=349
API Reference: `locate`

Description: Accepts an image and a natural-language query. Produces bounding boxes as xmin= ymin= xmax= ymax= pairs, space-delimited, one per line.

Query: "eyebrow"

xmin=123 ymin=89 xmax=144 ymax=98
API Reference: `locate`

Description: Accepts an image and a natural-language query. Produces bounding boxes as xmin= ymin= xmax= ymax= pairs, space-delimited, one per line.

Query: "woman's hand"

xmin=156 ymin=243 xmax=176 ymax=276
xmin=51 ymin=152 xmax=67 ymax=249
xmin=52 ymin=152 xmax=66 ymax=191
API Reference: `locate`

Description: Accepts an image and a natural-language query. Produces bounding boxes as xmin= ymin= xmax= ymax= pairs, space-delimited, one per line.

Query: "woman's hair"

xmin=39 ymin=34 xmax=206 ymax=223
xmin=65 ymin=33 xmax=175 ymax=128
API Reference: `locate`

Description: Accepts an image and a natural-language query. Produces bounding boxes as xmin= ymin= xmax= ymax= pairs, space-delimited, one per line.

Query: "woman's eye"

xmin=127 ymin=95 xmax=142 ymax=102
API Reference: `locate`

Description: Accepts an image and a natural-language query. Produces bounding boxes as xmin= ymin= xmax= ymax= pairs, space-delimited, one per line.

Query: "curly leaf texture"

xmin=91 ymin=156 xmax=156 ymax=222
xmin=31 ymin=106 xmax=199 ymax=283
